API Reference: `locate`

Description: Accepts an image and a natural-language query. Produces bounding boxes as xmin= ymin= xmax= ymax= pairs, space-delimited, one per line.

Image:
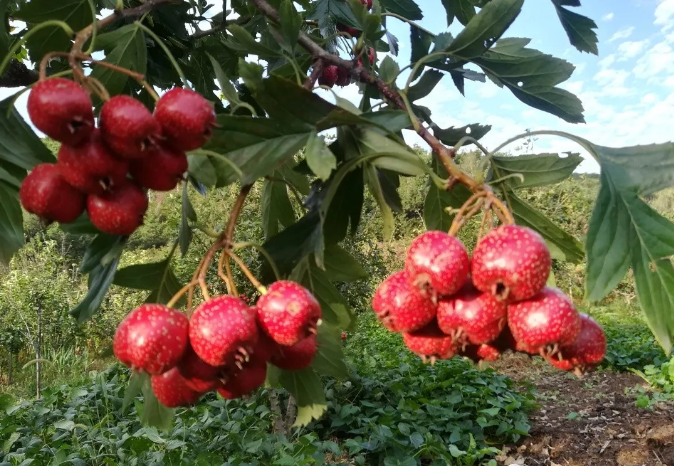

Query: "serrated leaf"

xmin=441 ymin=0 xmax=476 ymax=26
xmin=380 ymin=0 xmax=423 ymax=21
xmin=279 ymin=368 xmax=327 ymax=426
xmin=0 ymin=182 xmax=23 ymax=266
xmin=279 ymin=0 xmax=302 ymax=51
xmin=113 ymin=258 xmax=185 ymax=306
xmin=432 ymin=123 xmax=491 ymax=147
xmin=305 ymin=131 xmax=337 ymax=181
xmin=262 ymin=174 xmax=296 ymax=238
xmin=378 ymin=55 xmax=400 ymax=84
xmin=140 ymin=377 xmax=174 ymax=431
xmin=410 ymin=25 xmax=433 ymax=66
xmin=0 ymin=96 xmax=54 ymax=171
xmin=307 ymin=0 xmax=361 ymax=30
xmin=226 ymin=24 xmax=281 ymax=58
xmin=407 ymin=70 xmax=444 ymax=102
xmin=92 ymin=24 xmax=147 ymax=97
xmin=323 ymin=244 xmax=367 ymax=282
xmin=311 ymin=323 xmax=349 ymax=378
xmin=490 ymin=152 xmax=582 ymax=188
xmin=447 ymin=0 xmax=523 ymax=60
xmin=551 ymin=0 xmax=598 ymax=55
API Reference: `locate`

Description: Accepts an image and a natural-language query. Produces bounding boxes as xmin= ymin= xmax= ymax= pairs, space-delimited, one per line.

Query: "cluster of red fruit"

xmin=372 ymin=226 xmax=606 ymax=375
xmin=113 ymin=281 xmax=322 ymax=407
xmin=19 ymin=77 xmax=216 ymax=235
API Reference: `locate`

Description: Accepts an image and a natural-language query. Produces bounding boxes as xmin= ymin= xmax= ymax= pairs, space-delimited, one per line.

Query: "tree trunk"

xmin=284 ymin=395 xmax=297 ymax=430
xmin=268 ymin=389 xmax=286 ymax=434
xmin=35 ymin=306 xmax=42 ymax=399
xmin=7 ymin=354 xmax=12 ymax=385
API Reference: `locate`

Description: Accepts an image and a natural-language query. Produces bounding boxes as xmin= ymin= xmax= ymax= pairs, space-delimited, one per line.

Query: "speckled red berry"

xmin=189 ymin=295 xmax=258 ymax=367
xmin=256 ymin=281 xmax=321 ymax=346
xmin=87 ymin=181 xmax=148 ymax=236
xmin=403 ymin=321 xmax=456 ymax=361
xmin=250 ymin=329 xmax=278 ymax=364
xmin=129 ymin=145 xmax=187 ymax=191
xmin=472 ymin=225 xmax=551 ymax=302
xmin=154 ymin=88 xmax=216 ymax=151
xmin=336 ymin=67 xmax=350 ymax=87
xmin=218 ymin=360 xmax=267 ymax=399
xmin=318 ymin=65 xmax=339 ymax=88
xmin=508 ymin=287 xmax=581 ymax=355
xmin=20 ymin=163 xmax=85 ymax=223
xmin=366 ymin=47 xmax=376 ymax=65
xmin=372 ymin=271 xmax=436 ymax=332
xmin=113 ymin=304 xmax=189 ymax=375
xmin=462 ymin=343 xmax=501 ymax=363
xmin=100 ymin=95 xmax=160 ymax=159
xmin=177 ymin=343 xmax=224 ymax=392
xmin=336 ymin=23 xmax=361 ymax=37
xmin=57 ymin=130 xmax=128 ymax=195
xmin=270 ymin=334 xmax=317 ymax=371
xmin=27 ymin=78 xmax=94 ymax=146
xmin=437 ymin=282 xmax=507 ymax=345
xmin=405 ymin=231 xmax=470 ymax=299
xmin=546 ymin=313 xmax=606 ymax=375
xmin=152 ymin=367 xmax=203 ymax=407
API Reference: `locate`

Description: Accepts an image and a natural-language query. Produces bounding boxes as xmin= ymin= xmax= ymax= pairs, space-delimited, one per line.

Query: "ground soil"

xmin=491 ymin=353 xmax=674 ymax=466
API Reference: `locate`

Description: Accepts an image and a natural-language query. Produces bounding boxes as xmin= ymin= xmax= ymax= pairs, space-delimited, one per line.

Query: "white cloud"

xmin=617 ymin=40 xmax=649 ymax=60
xmin=563 ymin=81 xmax=584 ymax=94
xmin=633 ymin=41 xmax=674 ymax=80
xmin=593 ymin=68 xmax=630 ymax=87
xmin=598 ymin=54 xmax=616 ymax=69
xmin=655 ymin=0 xmax=674 ymax=31
xmin=608 ymin=27 xmax=634 ymax=42
xmin=641 ymin=93 xmax=659 ymax=104
xmin=602 ymin=12 xmax=614 ymax=21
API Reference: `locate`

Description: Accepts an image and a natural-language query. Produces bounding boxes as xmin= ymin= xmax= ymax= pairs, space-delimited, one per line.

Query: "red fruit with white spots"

xmin=336 ymin=23 xmax=361 ymax=37
xmin=20 ymin=164 xmax=86 ymax=224
xmin=367 ymin=47 xmax=376 ymax=65
xmin=270 ymin=334 xmax=317 ymax=371
xmin=100 ymin=95 xmax=160 ymax=159
xmin=250 ymin=329 xmax=278 ymax=364
xmin=27 ymin=78 xmax=94 ymax=146
xmin=177 ymin=343 xmax=224 ymax=392
xmin=189 ymin=295 xmax=258 ymax=367
xmin=218 ymin=361 xmax=267 ymax=399
xmin=154 ymin=88 xmax=217 ymax=151
xmin=87 ymin=181 xmax=148 ymax=236
xmin=437 ymin=282 xmax=507 ymax=345
xmin=508 ymin=287 xmax=581 ymax=355
xmin=152 ymin=367 xmax=203 ymax=407
xmin=335 ymin=67 xmax=350 ymax=87
xmin=256 ymin=281 xmax=321 ymax=346
xmin=471 ymin=225 xmax=551 ymax=302
xmin=372 ymin=271 xmax=436 ymax=332
xmin=129 ymin=145 xmax=187 ymax=191
xmin=546 ymin=314 xmax=606 ymax=375
xmin=462 ymin=343 xmax=500 ymax=363
xmin=57 ymin=130 xmax=129 ymax=195
xmin=113 ymin=304 xmax=189 ymax=375
xmin=405 ymin=231 xmax=470 ymax=299
xmin=402 ymin=321 xmax=456 ymax=361
xmin=318 ymin=65 xmax=339 ymax=88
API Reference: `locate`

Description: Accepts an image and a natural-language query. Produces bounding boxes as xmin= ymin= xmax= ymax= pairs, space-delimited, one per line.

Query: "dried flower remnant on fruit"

xmin=372 ymin=271 xmax=437 ymax=332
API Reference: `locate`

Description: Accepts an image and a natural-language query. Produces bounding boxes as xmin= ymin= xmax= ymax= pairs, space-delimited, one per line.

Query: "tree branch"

xmin=303 ymin=59 xmax=324 ymax=89
xmin=247 ymin=0 xmax=481 ymax=192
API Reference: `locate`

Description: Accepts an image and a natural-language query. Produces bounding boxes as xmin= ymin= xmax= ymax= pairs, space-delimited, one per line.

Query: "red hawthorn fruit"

xmin=249 ymin=329 xmax=278 ymax=364
xmin=113 ymin=304 xmax=189 ymax=375
xmin=218 ymin=360 xmax=267 ymax=399
xmin=402 ymin=321 xmax=456 ymax=361
xmin=99 ymin=95 xmax=160 ymax=159
xmin=336 ymin=23 xmax=361 ymax=38
xmin=177 ymin=343 xmax=224 ymax=392
xmin=270 ymin=334 xmax=317 ymax=371
xmin=546 ymin=313 xmax=606 ymax=375
xmin=318 ymin=65 xmax=339 ymax=88
xmin=372 ymin=271 xmax=436 ymax=332
xmin=129 ymin=145 xmax=187 ymax=191
xmin=405 ymin=231 xmax=470 ymax=299
xmin=508 ymin=287 xmax=581 ymax=355
xmin=436 ymin=282 xmax=507 ymax=346
xmin=87 ymin=181 xmax=149 ymax=236
xmin=367 ymin=47 xmax=376 ymax=65
xmin=336 ymin=67 xmax=350 ymax=87
xmin=152 ymin=367 xmax=203 ymax=407
xmin=462 ymin=343 xmax=500 ymax=363
xmin=471 ymin=225 xmax=551 ymax=302
xmin=27 ymin=78 xmax=94 ymax=146
xmin=19 ymin=163 xmax=85 ymax=224
xmin=256 ymin=281 xmax=321 ymax=346
xmin=57 ymin=130 xmax=129 ymax=195
xmin=189 ymin=295 xmax=258 ymax=367
xmin=362 ymin=0 xmax=373 ymax=9
xmin=154 ymin=88 xmax=217 ymax=151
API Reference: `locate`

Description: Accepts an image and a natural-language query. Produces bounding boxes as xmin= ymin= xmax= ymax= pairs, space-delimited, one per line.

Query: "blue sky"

xmin=4 ymin=0 xmax=674 ymax=173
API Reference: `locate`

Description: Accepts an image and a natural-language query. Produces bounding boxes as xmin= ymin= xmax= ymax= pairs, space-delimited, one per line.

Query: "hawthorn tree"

xmin=1 ymin=0 xmax=673 ymax=426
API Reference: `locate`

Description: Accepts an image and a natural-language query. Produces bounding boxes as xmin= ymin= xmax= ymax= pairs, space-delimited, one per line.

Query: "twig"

xmin=225 ymin=250 xmax=267 ymax=294
xmin=304 ymin=59 xmax=325 ymax=89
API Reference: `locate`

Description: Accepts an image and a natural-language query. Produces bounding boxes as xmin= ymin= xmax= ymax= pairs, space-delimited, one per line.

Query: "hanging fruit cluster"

xmin=113 ymin=280 xmax=322 ymax=407
xmin=19 ymin=77 xmax=215 ymax=235
xmin=372 ymin=199 xmax=606 ymax=377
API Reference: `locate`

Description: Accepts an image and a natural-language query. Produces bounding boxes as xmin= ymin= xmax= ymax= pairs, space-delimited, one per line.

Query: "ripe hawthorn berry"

xmin=27 ymin=78 xmax=94 ymax=146
xmin=154 ymin=88 xmax=217 ymax=151
xmin=152 ymin=367 xmax=203 ymax=407
xmin=336 ymin=23 xmax=361 ymax=38
xmin=100 ymin=95 xmax=160 ymax=159
xmin=335 ymin=67 xmax=350 ymax=87
xmin=218 ymin=361 xmax=267 ymax=399
xmin=87 ymin=181 xmax=149 ymax=236
xmin=546 ymin=313 xmax=606 ymax=375
xmin=270 ymin=334 xmax=317 ymax=371
xmin=402 ymin=321 xmax=456 ymax=361
xmin=113 ymin=304 xmax=189 ymax=375
xmin=129 ymin=145 xmax=187 ymax=192
xmin=20 ymin=163 xmax=85 ymax=224
xmin=471 ymin=225 xmax=551 ymax=302
xmin=177 ymin=343 xmax=224 ymax=392
xmin=372 ymin=271 xmax=436 ymax=332
xmin=405 ymin=230 xmax=470 ymax=299
xmin=57 ymin=130 xmax=128 ymax=195
xmin=508 ymin=287 xmax=581 ymax=355
xmin=249 ymin=329 xmax=278 ymax=364
xmin=256 ymin=281 xmax=321 ymax=346
xmin=318 ymin=65 xmax=339 ymax=88
xmin=189 ymin=295 xmax=258 ymax=367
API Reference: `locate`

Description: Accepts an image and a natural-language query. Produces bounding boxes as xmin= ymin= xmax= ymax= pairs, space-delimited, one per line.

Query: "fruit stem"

xmin=167 ymin=280 xmax=199 ymax=309
xmin=85 ymin=76 xmax=111 ymax=101
xmin=217 ymin=248 xmax=238 ymax=296
xmin=304 ymin=59 xmax=325 ymax=90
xmin=233 ymin=242 xmax=281 ymax=282
xmin=224 ymin=185 xmax=252 ymax=248
xmin=225 ymin=249 xmax=268 ymax=295
xmin=134 ymin=21 xmax=190 ymax=90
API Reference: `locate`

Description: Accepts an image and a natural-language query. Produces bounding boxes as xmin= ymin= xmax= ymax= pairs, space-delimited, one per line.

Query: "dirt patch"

xmin=491 ymin=353 xmax=674 ymax=466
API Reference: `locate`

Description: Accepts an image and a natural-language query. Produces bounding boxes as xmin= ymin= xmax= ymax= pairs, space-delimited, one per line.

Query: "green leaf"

xmin=323 ymin=244 xmax=367 ymax=282
xmin=307 ymin=0 xmax=361 ymax=30
xmin=60 ymin=214 xmax=99 ymax=235
xmin=0 ymin=96 xmax=54 ymax=170
xmin=432 ymin=123 xmax=491 ymax=146
xmin=226 ymin=24 xmax=281 ymax=58
xmin=113 ymin=258 xmax=185 ymax=306
xmin=92 ymin=23 xmax=147 ymax=97
xmin=0 ymin=0 xmax=9 ymax=54
xmin=380 ymin=0 xmax=423 ymax=21
xmin=359 ymin=130 xmax=427 ymax=176
xmin=71 ymin=254 xmax=122 ymax=323
xmin=80 ymin=234 xmax=125 ymax=274
xmin=359 ymin=110 xmax=411 ymax=132
xmin=279 ymin=367 xmax=327 ymax=426
xmin=311 ymin=323 xmax=348 ymax=378
xmin=323 ymin=167 xmax=364 ymax=245
xmin=179 ymin=183 xmax=196 ymax=257
xmin=279 ymin=0 xmax=302 ymax=51
xmin=441 ymin=0 xmax=477 ymax=26
xmin=378 ymin=56 xmax=400 ymax=84
xmin=490 ymin=152 xmax=582 ymax=188
xmin=378 ymin=169 xmax=403 ymax=213
xmin=208 ymin=52 xmax=241 ymax=105
xmin=407 ymin=70 xmax=444 ymax=102
xmin=551 ymin=0 xmax=598 ymax=55
xmin=140 ymin=377 xmax=175 ymax=431
xmin=423 ymin=159 xmax=472 ymax=231
xmin=506 ymin=190 xmax=584 ymax=263
xmin=366 ymin=164 xmax=395 ymax=240
xmin=446 ymin=0 xmax=523 ymax=60
xmin=0 ymin=182 xmax=23 ymax=265
xmin=123 ymin=372 xmax=148 ymax=414
xmin=305 ymin=132 xmax=337 ymax=181
xmin=410 ymin=26 xmax=433 ymax=66
xmin=187 ymin=155 xmax=218 ymax=187
xmin=262 ymin=174 xmax=296 ymax=238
